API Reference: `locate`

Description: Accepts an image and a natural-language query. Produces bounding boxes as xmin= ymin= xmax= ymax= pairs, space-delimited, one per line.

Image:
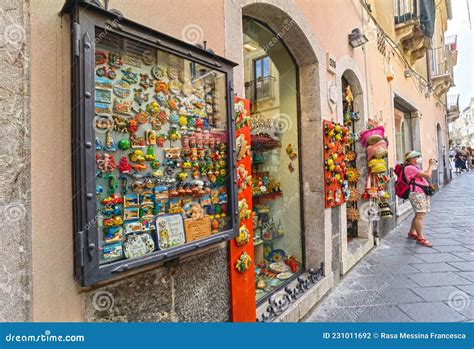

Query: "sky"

xmin=446 ymin=0 xmax=474 ymax=109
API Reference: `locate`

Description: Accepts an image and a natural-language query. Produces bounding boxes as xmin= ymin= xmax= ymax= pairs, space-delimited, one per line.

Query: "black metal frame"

xmin=65 ymin=0 xmax=238 ymax=286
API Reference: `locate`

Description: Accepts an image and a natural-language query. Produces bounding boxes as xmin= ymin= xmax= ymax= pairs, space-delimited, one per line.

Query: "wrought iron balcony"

xmin=244 ymin=76 xmax=276 ymax=103
xmin=444 ymin=34 xmax=458 ymax=65
xmin=429 ymin=45 xmax=455 ymax=96
xmin=447 ymin=94 xmax=460 ymax=123
xmin=393 ymin=0 xmax=433 ymax=64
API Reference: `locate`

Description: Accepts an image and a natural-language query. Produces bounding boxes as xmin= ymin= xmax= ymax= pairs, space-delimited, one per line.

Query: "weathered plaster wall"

xmin=0 ymin=0 xmax=31 ymax=322
xmin=30 ymin=0 xmax=230 ymax=322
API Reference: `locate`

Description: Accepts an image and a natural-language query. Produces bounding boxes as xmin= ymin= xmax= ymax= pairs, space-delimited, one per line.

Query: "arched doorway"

xmin=243 ymin=17 xmax=304 ymax=303
xmin=341 ymin=70 xmax=366 ymax=241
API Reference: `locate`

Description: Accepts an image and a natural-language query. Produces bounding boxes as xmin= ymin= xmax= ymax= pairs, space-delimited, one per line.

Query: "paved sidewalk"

xmin=306 ymin=171 xmax=474 ymax=322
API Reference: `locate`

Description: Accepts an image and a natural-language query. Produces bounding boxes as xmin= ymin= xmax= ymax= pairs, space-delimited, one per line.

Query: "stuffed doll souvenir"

xmin=367 ymin=139 xmax=388 ymax=160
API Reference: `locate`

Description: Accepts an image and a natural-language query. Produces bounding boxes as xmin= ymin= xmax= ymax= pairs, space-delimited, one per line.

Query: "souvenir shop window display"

xmin=359 ymin=118 xmax=393 ymax=219
xmin=68 ymin=3 xmax=237 ymax=286
xmin=249 ymin=112 xmax=302 ymax=302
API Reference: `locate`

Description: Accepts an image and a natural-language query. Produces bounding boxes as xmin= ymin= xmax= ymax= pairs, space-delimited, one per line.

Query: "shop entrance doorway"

xmin=243 ymin=17 xmax=304 ymax=304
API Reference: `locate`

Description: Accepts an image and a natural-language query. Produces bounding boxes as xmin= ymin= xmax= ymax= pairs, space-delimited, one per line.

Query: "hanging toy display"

xmin=323 ymin=120 xmax=351 ymax=207
xmin=360 ymin=118 xmax=393 ymax=218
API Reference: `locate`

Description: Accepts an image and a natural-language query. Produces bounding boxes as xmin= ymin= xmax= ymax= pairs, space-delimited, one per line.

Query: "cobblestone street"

xmin=306 ymin=172 xmax=474 ymax=322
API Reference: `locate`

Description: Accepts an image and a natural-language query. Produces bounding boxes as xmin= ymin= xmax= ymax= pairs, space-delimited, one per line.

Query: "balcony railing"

xmin=429 ymin=45 xmax=453 ymax=78
xmin=447 ymin=94 xmax=460 ymax=123
xmin=245 ymin=76 xmax=276 ymax=103
xmin=445 ymin=35 xmax=457 ymax=51
xmin=394 ymin=0 xmax=419 ymax=24
xmin=447 ymin=94 xmax=460 ymax=113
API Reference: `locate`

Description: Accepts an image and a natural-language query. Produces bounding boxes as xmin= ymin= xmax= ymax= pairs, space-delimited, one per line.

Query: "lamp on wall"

xmin=348 ymin=28 xmax=368 ymax=48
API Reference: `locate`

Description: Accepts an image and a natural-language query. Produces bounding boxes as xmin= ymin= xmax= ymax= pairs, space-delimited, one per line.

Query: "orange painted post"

xmin=229 ymin=96 xmax=256 ymax=322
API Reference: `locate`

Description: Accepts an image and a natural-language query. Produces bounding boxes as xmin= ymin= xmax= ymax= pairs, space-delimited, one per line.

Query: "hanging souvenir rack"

xmin=64 ymin=0 xmax=238 ymax=286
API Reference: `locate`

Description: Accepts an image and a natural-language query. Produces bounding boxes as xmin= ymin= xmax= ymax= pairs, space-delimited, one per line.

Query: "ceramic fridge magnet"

xmin=184 ymin=204 xmax=212 ymax=242
xmin=123 ymin=194 xmax=139 ymax=208
xmin=95 ymin=50 xmax=107 ymax=65
xmin=155 ymin=214 xmax=186 ymax=250
xmin=123 ymin=221 xmax=142 ymax=234
xmin=236 ymin=134 xmax=250 ymax=161
xmin=101 ymin=242 xmax=123 ymax=263
xmin=151 ymin=66 xmax=165 ymax=80
xmin=112 ymin=115 xmax=129 ymax=133
xmin=124 ymin=207 xmax=140 ymax=221
xmin=104 ymin=226 xmax=123 ymax=244
xmin=123 ymin=233 xmax=155 ymax=259
xmin=95 ymin=77 xmax=113 ymax=90
xmin=95 ymin=89 xmax=112 ymax=104
xmin=113 ymin=79 xmax=131 ymax=98
xmin=235 ymin=252 xmax=252 ymax=273
xmin=235 ymin=224 xmax=250 ymax=246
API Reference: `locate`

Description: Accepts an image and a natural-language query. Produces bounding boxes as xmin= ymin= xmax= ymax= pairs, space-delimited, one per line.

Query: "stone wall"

xmin=84 ymin=245 xmax=230 ymax=322
xmin=0 ymin=0 xmax=31 ymax=322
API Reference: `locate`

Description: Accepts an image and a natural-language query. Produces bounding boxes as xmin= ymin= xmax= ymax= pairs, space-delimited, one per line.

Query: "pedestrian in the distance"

xmin=466 ymin=147 xmax=473 ymax=170
xmin=404 ymin=151 xmax=436 ymax=248
xmin=454 ymin=149 xmax=465 ymax=173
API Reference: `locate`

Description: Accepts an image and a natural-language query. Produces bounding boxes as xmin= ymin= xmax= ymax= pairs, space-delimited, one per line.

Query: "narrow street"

xmin=306 ymin=172 xmax=474 ymax=322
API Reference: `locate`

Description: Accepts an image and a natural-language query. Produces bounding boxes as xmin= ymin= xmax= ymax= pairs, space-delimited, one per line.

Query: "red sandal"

xmin=416 ymin=238 xmax=433 ymax=248
xmin=407 ymin=232 xmax=418 ymax=240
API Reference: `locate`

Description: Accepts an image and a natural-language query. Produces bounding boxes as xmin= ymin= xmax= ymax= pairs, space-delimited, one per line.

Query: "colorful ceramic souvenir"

xmin=113 ymin=99 xmax=133 ymax=115
xmin=235 ymin=252 xmax=252 ymax=273
xmin=123 ymin=233 xmax=155 ymax=259
xmin=108 ymin=52 xmax=123 ymax=68
xmin=121 ymin=67 xmax=138 ymax=84
xmin=151 ymin=66 xmax=165 ymax=80
xmin=113 ymin=79 xmax=131 ymax=98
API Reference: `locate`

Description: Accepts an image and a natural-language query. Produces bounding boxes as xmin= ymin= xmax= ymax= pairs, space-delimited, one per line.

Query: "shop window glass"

xmin=243 ymin=18 xmax=303 ymax=303
xmin=67 ymin=2 xmax=237 ymax=286
xmin=95 ymin=32 xmax=230 ymax=265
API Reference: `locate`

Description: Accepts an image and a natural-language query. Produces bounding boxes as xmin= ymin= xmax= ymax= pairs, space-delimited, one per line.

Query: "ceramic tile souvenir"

xmin=123 ymin=194 xmax=139 ymax=208
xmin=95 ymin=77 xmax=113 ymax=90
xmin=124 ymin=207 xmax=140 ymax=221
xmin=101 ymin=242 xmax=123 ymax=262
xmin=140 ymin=204 xmax=154 ymax=219
xmin=95 ymin=89 xmax=111 ymax=104
xmin=123 ymin=233 xmax=155 ymax=259
xmin=155 ymin=214 xmax=185 ymax=250
xmin=113 ymin=79 xmax=131 ymax=98
xmin=95 ymin=103 xmax=112 ymax=115
xmin=141 ymin=191 xmax=154 ymax=205
xmin=123 ymin=221 xmax=142 ymax=234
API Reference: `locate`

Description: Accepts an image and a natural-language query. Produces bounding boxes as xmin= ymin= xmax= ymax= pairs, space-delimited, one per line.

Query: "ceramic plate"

xmin=277 ymin=272 xmax=293 ymax=280
xmin=269 ymin=262 xmax=289 ymax=274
